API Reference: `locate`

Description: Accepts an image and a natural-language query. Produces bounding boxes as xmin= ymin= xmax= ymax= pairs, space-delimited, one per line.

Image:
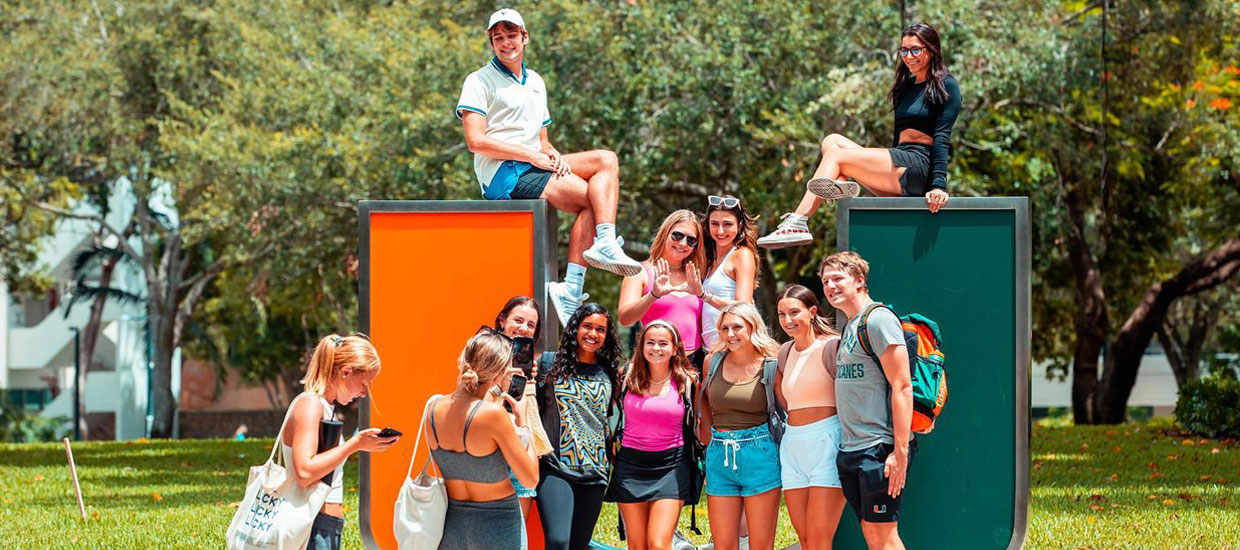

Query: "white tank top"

xmin=701 ymin=247 xmax=739 ymax=349
xmin=281 ymin=394 xmax=345 ymax=504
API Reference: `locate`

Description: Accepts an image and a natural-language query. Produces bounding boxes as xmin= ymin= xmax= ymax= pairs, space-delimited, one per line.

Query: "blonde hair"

xmin=626 ymin=321 xmax=694 ymax=400
xmin=302 ymin=334 xmax=380 ymax=395
xmin=819 ymin=251 xmax=870 ymax=291
xmin=708 ymin=302 xmax=781 ymax=358
xmin=648 ymin=210 xmax=707 ymax=272
xmin=458 ymin=331 xmax=513 ymax=393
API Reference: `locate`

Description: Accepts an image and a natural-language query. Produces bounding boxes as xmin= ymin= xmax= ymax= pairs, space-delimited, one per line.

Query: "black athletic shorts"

xmin=837 ymin=441 xmax=916 ymax=524
xmin=888 ymin=143 xmax=931 ymax=197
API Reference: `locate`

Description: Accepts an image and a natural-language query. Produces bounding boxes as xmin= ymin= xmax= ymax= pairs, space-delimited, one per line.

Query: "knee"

xmin=821 ymin=133 xmax=844 ymax=151
xmin=598 ymin=149 xmax=619 ymax=171
xmin=543 ymin=532 xmax=572 ymax=550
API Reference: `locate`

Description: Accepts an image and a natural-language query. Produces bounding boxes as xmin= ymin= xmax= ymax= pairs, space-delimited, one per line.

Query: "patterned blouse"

xmin=552 ymin=362 xmax=613 ymax=483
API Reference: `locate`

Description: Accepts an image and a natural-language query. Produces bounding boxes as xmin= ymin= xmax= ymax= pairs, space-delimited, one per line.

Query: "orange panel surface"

xmin=365 ymin=210 xmax=535 ymax=549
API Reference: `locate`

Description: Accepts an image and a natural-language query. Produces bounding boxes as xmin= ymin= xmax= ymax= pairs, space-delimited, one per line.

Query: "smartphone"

xmin=507 ymin=373 xmax=529 ymax=399
xmin=376 ymin=427 xmax=403 ymax=438
xmin=511 ymin=337 xmax=535 ymax=377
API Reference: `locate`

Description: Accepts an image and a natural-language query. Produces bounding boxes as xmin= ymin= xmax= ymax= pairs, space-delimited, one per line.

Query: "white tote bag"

xmin=226 ymin=396 xmax=332 ymax=550
xmin=393 ymin=395 xmax=448 ymax=550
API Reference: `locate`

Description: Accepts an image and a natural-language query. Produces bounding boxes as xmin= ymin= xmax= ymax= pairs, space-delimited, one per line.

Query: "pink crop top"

xmin=621 ymin=380 xmax=685 ymax=451
xmin=780 ymin=337 xmax=837 ymax=410
xmin=641 ymin=265 xmax=704 ymax=352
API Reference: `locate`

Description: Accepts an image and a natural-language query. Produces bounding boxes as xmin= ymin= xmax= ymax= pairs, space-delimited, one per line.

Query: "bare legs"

xmin=618 ymin=499 xmax=683 ymax=550
xmin=706 ymin=489 xmax=781 ymax=550
xmin=785 ymin=487 xmax=847 ymax=550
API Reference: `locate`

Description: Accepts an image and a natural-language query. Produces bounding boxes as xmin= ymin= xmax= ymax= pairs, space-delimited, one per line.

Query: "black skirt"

xmin=604 ymin=446 xmax=693 ymax=503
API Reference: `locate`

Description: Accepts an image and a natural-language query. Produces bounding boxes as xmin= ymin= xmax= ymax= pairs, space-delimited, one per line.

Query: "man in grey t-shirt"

xmin=820 ymin=251 xmax=913 ymax=550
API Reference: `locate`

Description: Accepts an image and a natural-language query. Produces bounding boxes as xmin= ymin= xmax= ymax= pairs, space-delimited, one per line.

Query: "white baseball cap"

xmin=487 ymin=9 xmax=525 ymax=31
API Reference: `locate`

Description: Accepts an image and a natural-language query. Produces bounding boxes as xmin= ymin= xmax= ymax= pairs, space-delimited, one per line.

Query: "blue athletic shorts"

xmin=704 ymin=423 xmax=781 ymax=497
xmin=483 ymin=161 xmax=553 ymax=200
xmin=779 ymin=415 xmax=843 ymax=490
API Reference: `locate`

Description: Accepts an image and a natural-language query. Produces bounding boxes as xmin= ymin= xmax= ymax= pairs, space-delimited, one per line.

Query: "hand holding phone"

xmin=376 ymin=427 xmax=402 ymax=438
xmin=507 ymin=374 xmax=529 ymax=399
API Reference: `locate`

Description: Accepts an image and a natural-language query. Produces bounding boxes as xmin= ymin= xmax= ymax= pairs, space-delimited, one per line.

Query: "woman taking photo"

xmin=758 ymin=22 xmax=962 ymax=249
xmin=534 ymin=303 xmax=624 ymax=550
xmin=427 ymin=329 xmax=540 ymax=550
xmin=774 ymin=286 xmax=845 ymax=550
xmin=697 ymin=303 xmax=784 ymax=550
xmin=282 ymin=333 xmax=398 ymax=549
xmin=493 ymin=296 xmax=544 ymax=516
xmin=700 ymin=195 xmax=760 ymax=350
xmin=606 ymin=321 xmax=700 ymax=550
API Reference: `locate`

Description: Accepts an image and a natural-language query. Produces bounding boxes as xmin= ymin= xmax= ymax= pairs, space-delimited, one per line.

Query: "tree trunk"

xmin=1157 ymin=297 xmax=1218 ymax=389
xmin=1094 ymin=240 xmax=1240 ymax=423
xmin=1063 ymin=181 xmax=1108 ymax=424
xmin=75 ymin=252 xmax=120 ymax=440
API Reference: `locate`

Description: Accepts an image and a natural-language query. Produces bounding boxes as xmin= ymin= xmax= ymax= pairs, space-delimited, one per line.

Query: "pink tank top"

xmin=641 ymin=266 xmax=704 ymax=352
xmin=622 ymin=380 xmax=685 ymax=451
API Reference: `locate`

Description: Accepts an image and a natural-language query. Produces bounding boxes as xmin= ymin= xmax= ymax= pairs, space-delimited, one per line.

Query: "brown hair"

xmin=777 ymin=284 xmax=839 ymax=338
xmin=494 ymin=296 xmax=542 ymax=344
xmin=648 ymin=209 xmax=707 ymax=272
xmin=457 ymin=330 xmax=513 ymax=393
xmin=819 ymin=251 xmax=870 ymax=291
xmin=625 ymin=321 xmax=694 ymax=400
xmin=302 ymin=334 xmax=380 ymax=395
xmin=888 ymin=22 xmax=952 ymax=107
xmin=703 ymin=196 xmax=762 ymax=281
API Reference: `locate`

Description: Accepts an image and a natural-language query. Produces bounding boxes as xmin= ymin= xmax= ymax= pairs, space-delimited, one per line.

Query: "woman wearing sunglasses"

xmin=533 ymin=303 xmax=624 ymax=550
xmin=618 ymin=210 xmax=711 ymax=371
xmin=758 ymin=22 xmax=961 ymax=249
xmin=700 ymin=195 xmax=760 ymax=351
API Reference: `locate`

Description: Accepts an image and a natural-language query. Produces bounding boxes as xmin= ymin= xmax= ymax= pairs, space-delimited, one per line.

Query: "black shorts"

xmin=888 ymin=143 xmax=931 ymax=197
xmin=604 ymin=446 xmax=693 ymax=503
xmin=837 ymin=442 xmax=915 ymax=524
xmin=484 ymin=160 xmax=553 ymax=200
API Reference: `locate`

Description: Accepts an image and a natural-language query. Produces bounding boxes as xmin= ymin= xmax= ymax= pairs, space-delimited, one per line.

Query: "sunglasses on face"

xmin=708 ymin=195 xmax=740 ymax=209
xmin=669 ymin=230 xmax=699 ymax=248
xmin=899 ymin=47 xmax=924 ymax=58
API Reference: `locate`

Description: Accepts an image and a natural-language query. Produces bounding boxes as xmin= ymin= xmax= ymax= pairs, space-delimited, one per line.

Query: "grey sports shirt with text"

xmin=835 ymin=305 xmax=905 ymax=452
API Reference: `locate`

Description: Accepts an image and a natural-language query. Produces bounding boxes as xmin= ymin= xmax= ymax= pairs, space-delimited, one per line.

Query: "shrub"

xmin=1175 ymin=375 xmax=1240 ymax=439
xmin=0 ymin=401 xmax=70 ymax=443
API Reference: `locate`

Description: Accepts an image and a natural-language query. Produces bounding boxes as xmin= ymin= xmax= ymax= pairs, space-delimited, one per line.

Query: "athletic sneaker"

xmin=547 ymin=281 xmax=588 ymax=327
xmin=806 ymin=176 xmax=861 ymax=200
xmin=756 ymin=213 xmax=812 ymax=249
xmin=672 ymin=530 xmax=698 ymax=550
xmin=583 ymin=235 xmax=642 ymax=277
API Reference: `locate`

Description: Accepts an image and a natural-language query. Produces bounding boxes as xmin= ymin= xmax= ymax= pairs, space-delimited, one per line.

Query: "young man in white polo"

xmin=457 ymin=8 xmax=640 ymax=325
xmin=820 ymin=251 xmax=914 ymax=550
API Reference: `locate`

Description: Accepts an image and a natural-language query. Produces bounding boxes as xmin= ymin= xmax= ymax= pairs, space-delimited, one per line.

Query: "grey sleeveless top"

xmin=429 ymin=397 xmax=511 ymax=484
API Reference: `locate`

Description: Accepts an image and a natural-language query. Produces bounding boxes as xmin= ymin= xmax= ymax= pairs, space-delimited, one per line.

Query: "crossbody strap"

xmin=268 ymin=393 xmax=313 ymax=467
xmin=404 ymin=395 xmax=443 ymax=480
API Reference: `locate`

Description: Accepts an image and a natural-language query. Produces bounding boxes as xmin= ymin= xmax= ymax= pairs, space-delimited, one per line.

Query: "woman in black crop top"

xmin=758 ymin=22 xmax=962 ymax=250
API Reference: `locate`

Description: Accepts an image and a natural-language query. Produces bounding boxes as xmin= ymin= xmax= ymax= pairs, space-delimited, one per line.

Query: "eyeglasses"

xmin=708 ymin=195 xmax=740 ymax=209
xmin=669 ymin=230 xmax=699 ymax=248
xmin=899 ymin=47 xmax=924 ymax=58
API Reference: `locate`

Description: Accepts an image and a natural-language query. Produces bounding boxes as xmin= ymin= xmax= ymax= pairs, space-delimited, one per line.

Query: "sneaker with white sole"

xmin=756 ymin=213 xmax=813 ymax=249
xmin=547 ymin=281 xmax=588 ymax=327
xmin=806 ymin=176 xmax=861 ymax=200
xmin=583 ymin=235 xmax=642 ymax=277
xmin=672 ymin=529 xmax=698 ymax=550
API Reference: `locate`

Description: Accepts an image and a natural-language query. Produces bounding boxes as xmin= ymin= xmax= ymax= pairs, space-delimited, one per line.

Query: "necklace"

xmin=650 ymin=373 xmax=672 ymax=385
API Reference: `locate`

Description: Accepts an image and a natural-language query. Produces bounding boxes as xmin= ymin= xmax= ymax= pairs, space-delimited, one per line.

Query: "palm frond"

xmin=69 ymin=245 xmax=130 ymax=279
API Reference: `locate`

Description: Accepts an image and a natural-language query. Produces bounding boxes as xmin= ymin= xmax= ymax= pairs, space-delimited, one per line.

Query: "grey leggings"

xmin=535 ymin=469 xmax=606 ymax=550
xmin=438 ymin=495 xmax=523 ymax=550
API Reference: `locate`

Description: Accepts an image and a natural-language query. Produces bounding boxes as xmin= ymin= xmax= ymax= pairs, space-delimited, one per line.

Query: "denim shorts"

xmin=510 ymin=470 xmax=537 ymax=498
xmin=704 ymin=423 xmax=781 ymax=497
xmin=306 ymin=512 xmax=343 ymax=550
xmin=779 ymin=415 xmax=843 ymax=490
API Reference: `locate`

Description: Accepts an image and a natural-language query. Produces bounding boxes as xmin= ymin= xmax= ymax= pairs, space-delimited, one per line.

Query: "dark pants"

xmin=535 ymin=469 xmax=607 ymax=550
xmin=307 ymin=512 xmax=343 ymax=550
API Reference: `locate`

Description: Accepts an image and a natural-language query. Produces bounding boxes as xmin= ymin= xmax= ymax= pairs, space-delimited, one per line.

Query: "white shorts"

xmin=779 ymin=415 xmax=843 ymax=490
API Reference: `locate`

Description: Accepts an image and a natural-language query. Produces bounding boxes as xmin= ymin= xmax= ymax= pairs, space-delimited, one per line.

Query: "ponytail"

xmin=302 ymin=333 xmax=379 ymax=396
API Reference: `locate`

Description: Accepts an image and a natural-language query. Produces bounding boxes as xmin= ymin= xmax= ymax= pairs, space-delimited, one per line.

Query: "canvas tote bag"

xmin=226 ymin=394 xmax=332 ymax=550
xmin=393 ymin=395 xmax=448 ymax=550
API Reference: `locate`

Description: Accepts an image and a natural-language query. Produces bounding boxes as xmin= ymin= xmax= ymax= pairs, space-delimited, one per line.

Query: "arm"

xmin=879 ymin=343 xmax=913 ymax=497
xmin=929 ymin=76 xmax=962 ymax=192
xmin=461 ymin=112 xmax=554 ymax=169
xmin=618 ymin=266 xmax=656 ymax=326
xmin=773 ymin=363 xmax=788 ymax=412
xmin=730 ymin=248 xmax=756 ymax=303
xmin=695 ymin=377 xmax=714 ymax=444
xmin=288 ymin=397 xmax=395 ymax=489
xmin=480 ymin=399 xmax=540 ymax=488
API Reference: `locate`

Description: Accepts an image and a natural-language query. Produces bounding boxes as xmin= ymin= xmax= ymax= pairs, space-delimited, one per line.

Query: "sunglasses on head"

xmin=708 ymin=195 xmax=740 ymax=209
xmin=669 ymin=230 xmax=699 ymax=248
xmin=476 ymin=325 xmax=514 ymax=343
xmin=899 ymin=47 xmax=924 ymax=58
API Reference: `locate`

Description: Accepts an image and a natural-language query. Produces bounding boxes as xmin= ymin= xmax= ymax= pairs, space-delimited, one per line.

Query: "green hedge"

xmin=1175 ymin=375 xmax=1240 ymax=439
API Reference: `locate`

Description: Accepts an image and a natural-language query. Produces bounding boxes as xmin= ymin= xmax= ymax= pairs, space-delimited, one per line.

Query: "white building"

xmin=1032 ymin=346 xmax=1181 ymax=417
xmin=2 ymin=180 xmax=179 ymax=440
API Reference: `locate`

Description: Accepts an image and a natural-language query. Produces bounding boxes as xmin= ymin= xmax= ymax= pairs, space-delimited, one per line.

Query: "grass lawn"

xmin=1 ymin=421 xmax=1236 ymax=549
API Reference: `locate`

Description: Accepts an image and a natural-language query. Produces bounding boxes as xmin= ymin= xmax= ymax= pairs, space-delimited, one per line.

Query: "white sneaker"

xmin=672 ymin=529 xmax=698 ymax=550
xmin=547 ymin=281 xmax=587 ymax=327
xmin=806 ymin=176 xmax=861 ymax=200
xmin=756 ymin=213 xmax=813 ymax=249
xmin=739 ymin=535 xmax=750 ymax=550
xmin=583 ymin=235 xmax=642 ymax=277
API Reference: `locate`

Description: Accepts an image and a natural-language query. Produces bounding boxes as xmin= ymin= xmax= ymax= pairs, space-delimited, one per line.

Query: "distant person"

xmin=758 ymin=22 xmax=961 ymax=249
xmin=774 ymin=285 xmax=845 ymax=550
xmin=457 ymin=8 xmax=641 ymax=324
xmin=820 ymin=252 xmax=913 ymax=550
xmin=283 ymin=334 xmax=398 ymax=550
xmin=697 ymin=303 xmax=784 ymax=550
xmin=699 ymin=195 xmax=759 ymax=350
xmin=533 ymin=303 xmax=624 ymax=550
xmin=428 ymin=329 xmax=540 ymax=550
